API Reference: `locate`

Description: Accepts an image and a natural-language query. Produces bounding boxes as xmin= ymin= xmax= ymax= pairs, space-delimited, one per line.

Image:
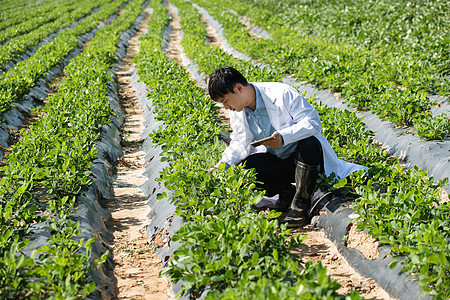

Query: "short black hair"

xmin=208 ymin=66 xmax=248 ymax=101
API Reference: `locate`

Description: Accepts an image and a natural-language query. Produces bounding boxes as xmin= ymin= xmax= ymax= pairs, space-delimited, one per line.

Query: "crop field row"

xmin=0 ymin=0 xmax=125 ymax=72
xmin=0 ymin=0 xmax=448 ymax=298
xmin=0 ymin=0 xmax=130 ymax=115
xmin=0 ymin=0 xmax=41 ymax=16
xmin=252 ymin=0 xmax=449 ymax=76
xmin=0 ymin=0 xmax=110 ymax=70
xmin=0 ymin=0 xmax=81 ymax=45
xmin=0 ymin=0 xmax=147 ymax=297
xmin=0 ymin=0 xmax=60 ymax=31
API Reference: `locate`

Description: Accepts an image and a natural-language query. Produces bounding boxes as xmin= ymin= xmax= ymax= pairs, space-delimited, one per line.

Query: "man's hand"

xmin=262 ymin=131 xmax=283 ymax=148
xmin=208 ymin=162 xmax=228 ymax=173
xmin=208 ymin=164 xmax=219 ymax=173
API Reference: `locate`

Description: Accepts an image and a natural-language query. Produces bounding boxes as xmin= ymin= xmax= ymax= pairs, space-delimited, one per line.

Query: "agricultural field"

xmin=0 ymin=0 xmax=448 ymax=299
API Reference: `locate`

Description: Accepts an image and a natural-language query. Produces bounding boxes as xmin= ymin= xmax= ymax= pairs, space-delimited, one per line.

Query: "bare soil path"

xmin=105 ymin=8 xmax=170 ymax=299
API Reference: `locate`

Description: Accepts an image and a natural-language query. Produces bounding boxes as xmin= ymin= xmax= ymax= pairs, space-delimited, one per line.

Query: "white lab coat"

xmin=219 ymin=82 xmax=367 ymax=179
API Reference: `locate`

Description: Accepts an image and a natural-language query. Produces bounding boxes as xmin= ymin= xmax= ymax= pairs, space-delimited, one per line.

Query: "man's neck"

xmin=246 ymin=84 xmax=257 ymax=111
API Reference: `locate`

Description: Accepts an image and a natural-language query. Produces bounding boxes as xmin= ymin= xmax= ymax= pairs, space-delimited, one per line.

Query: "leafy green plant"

xmin=414 ymin=112 xmax=450 ymax=140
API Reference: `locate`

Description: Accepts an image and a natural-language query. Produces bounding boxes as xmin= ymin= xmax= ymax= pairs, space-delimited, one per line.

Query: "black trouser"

xmin=239 ymin=136 xmax=324 ymax=196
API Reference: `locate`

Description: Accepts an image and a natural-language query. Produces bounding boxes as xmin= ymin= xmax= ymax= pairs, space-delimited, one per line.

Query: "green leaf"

xmin=427 ymin=254 xmax=440 ymax=265
xmin=272 ymin=249 xmax=278 ymax=261
xmin=332 ymin=178 xmax=347 ymax=189
xmin=389 ymin=260 xmax=397 ymax=269
xmin=251 ymin=252 xmax=259 ymax=265
xmin=156 ymin=192 xmax=167 ymax=200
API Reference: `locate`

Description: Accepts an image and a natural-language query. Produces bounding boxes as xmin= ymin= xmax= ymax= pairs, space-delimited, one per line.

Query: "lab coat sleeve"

xmin=277 ymin=88 xmax=322 ymax=145
xmin=219 ymin=111 xmax=254 ymax=166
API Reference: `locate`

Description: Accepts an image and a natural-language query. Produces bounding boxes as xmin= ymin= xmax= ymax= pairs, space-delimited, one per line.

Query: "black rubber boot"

xmin=274 ymin=185 xmax=296 ymax=212
xmin=282 ymin=160 xmax=320 ymax=227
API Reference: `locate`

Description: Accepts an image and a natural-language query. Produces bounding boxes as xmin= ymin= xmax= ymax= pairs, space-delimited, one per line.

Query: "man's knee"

xmin=239 ymin=153 xmax=274 ymax=170
xmin=295 ymin=136 xmax=323 ymax=165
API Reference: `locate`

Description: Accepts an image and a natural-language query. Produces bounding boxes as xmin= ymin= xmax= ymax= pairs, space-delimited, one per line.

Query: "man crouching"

xmin=208 ymin=66 xmax=366 ymax=227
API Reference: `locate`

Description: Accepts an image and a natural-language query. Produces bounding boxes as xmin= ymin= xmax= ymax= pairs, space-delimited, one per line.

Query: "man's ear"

xmin=234 ymin=83 xmax=244 ymax=93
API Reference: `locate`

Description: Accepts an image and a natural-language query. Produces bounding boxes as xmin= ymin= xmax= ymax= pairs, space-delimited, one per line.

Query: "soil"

xmin=166 ymin=7 xmax=183 ymax=66
xmin=105 ymin=8 xmax=170 ymax=299
xmin=201 ymin=14 xmax=221 ymax=46
xmin=166 ymin=5 xmax=394 ymax=299
xmin=440 ymin=187 xmax=449 ymax=204
xmin=346 ymin=222 xmax=380 ymax=260
xmin=229 ymin=9 xmax=265 ymax=40
xmin=166 ymin=3 xmax=208 ymax=93
xmin=291 ymin=225 xmax=391 ymax=299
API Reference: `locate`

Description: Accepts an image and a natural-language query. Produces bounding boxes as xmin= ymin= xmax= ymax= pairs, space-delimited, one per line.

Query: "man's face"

xmin=217 ymin=85 xmax=245 ymax=112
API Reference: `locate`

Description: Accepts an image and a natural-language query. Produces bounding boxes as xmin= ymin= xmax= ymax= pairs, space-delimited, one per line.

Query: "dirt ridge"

xmin=105 ymin=7 xmax=170 ymax=299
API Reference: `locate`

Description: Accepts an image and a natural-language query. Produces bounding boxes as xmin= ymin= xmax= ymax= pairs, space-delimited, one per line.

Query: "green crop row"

xmin=177 ymin=0 xmax=450 ymax=297
xmin=0 ymin=0 xmax=32 ymax=11
xmin=170 ymin=4 xmax=282 ymax=83
xmin=0 ymin=0 xmax=127 ymax=116
xmin=0 ymin=0 xmax=59 ymax=31
xmin=0 ymin=0 xmax=41 ymax=15
xmin=0 ymin=0 xmax=146 ymax=297
xmin=134 ymin=0 xmax=363 ymax=299
xmin=0 ymin=0 xmax=79 ymax=45
xmin=194 ymin=0 xmax=449 ymax=140
xmin=0 ymin=0 xmax=115 ymax=70
xmin=244 ymin=0 xmax=450 ymax=77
